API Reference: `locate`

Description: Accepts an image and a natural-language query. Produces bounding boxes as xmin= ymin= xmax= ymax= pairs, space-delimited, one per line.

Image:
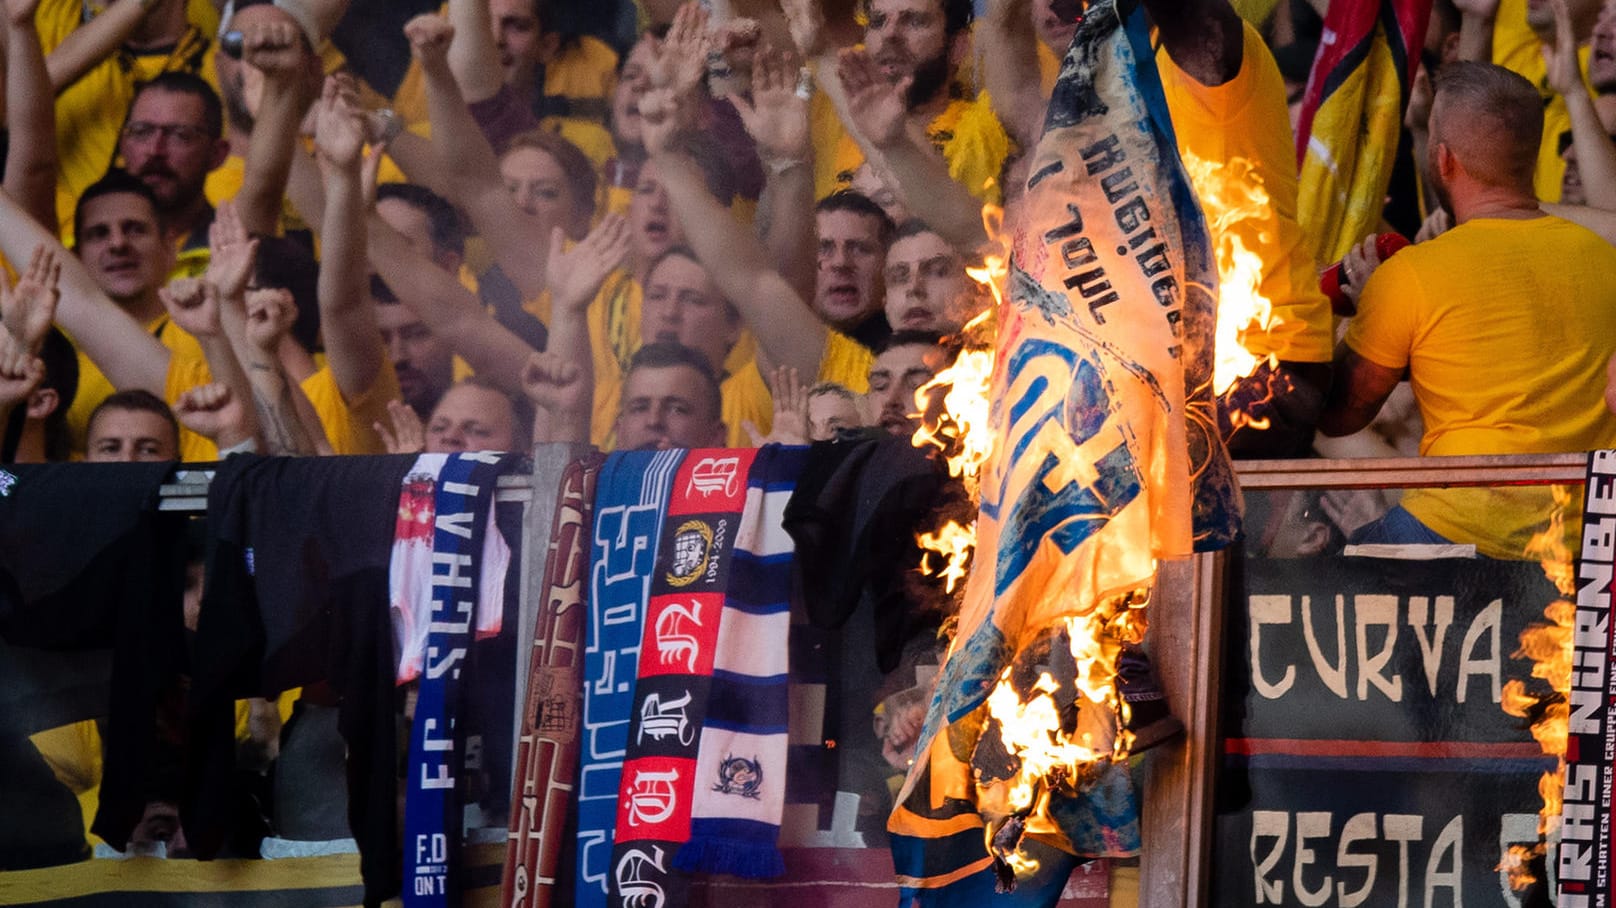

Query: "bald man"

xmin=1321 ymin=62 xmax=1616 ymax=558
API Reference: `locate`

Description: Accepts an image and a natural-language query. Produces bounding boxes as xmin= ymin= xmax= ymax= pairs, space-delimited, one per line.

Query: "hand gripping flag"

xmin=887 ymin=2 xmax=1240 ymax=903
xmin=1295 ymin=0 xmax=1433 ymax=264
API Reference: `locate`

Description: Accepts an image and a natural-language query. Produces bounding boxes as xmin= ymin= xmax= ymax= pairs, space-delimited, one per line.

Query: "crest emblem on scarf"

xmin=665 ymin=520 xmax=714 ymax=588
xmin=712 ymin=754 xmax=763 ymax=800
xmin=0 ymin=469 xmax=14 ymax=497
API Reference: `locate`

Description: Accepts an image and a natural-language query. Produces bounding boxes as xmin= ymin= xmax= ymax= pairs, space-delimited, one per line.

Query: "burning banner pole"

xmin=889 ymin=1 xmax=1241 ymax=902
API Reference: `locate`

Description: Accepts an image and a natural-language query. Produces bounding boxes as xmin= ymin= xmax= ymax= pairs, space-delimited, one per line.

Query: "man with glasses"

xmin=117 ymin=73 xmax=233 ymax=273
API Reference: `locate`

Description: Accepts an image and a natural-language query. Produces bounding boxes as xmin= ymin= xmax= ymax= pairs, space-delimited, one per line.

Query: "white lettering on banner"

xmin=638 ymin=690 xmax=695 ymax=746
xmin=1247 ymin=595 xmax=1502 ymax=704
xmin=654 ymin=602 xmax=703 ymax=672
xmin=687 ymin=456 xmax=741 ymax=498
xmin=627 ymin=769 xmax=681 ymax=826
xmin=1251 ymin=811 xmax=1462 ymax=907
xmin=615 ymin=846 xmax=668 ymax=908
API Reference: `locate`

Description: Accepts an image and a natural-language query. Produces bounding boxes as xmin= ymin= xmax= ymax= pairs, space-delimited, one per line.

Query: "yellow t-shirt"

xmin=300 ymin=360 xmax=402 ymax=455
xmin=818 ymin=91 xmax=1012 ymax=205
xmin=392 ymin=30 xmax=619 ymax=167
xmin=162 ymin=349 xmax=219 ymax=461
xmin=67 ymin=313 xmax=208 ymax=456
xmin=1346 ymin=215 xmax=1616 ymax=556
xmin=1157 ymin=21 xmax=1334 ymax=364
xmin=41 ymin=0 xmax=220 ymax=243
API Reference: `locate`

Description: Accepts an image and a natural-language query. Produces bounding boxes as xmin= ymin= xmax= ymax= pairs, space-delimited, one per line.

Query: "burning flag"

xmin=1294 ymin=0 xmax=1433 ymax=264
xmin=887 ymin=1 xmax=1240 ymax=902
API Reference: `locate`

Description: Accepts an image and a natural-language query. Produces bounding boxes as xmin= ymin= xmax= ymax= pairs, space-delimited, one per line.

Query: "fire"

xmin=1496 ymin=485 xmax=1576 ymax=891
xmin=976 ymin=591 xmax=1147 ymax=876
xmin=1179 ymin=152 xmax=1280 ymax=428
xmin=918 ymin=521 xmax=976 ymax=594
xmin=913 ymin=207 xmax=1003 ymax=604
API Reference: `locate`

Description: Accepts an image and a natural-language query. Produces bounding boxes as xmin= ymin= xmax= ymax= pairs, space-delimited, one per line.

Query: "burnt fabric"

xmin=887 ymin=2 xmax=1241 ymax=903
xmin=0 ymin=461 xmax=186 ymax=851
xmin=187 ymin=453 xmax=415 ymax=907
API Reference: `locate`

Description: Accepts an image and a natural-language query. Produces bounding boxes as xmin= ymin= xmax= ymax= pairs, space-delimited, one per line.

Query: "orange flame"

xmin=918 ymin=520 xmax=976 ymax=594
xmin=1180 ymin=152 xmax=1281 ymax=428
xmin=1495 ymin=485 xmax=1576 ymax=888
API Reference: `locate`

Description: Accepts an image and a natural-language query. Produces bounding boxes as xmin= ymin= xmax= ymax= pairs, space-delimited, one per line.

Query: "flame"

xmin=1495 ymin=485 xmax=1576 ymax=890
xmin=918 ymin=520 xmax=976 ymax=594
xmin=1179 ymin=152 xmax=1281 ymax=428
xmin=913 ymin=206 xmax=1003 ymax=601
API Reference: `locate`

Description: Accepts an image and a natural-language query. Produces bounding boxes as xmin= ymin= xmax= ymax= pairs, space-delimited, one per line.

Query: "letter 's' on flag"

xmin=886 ymin=2 xmax=1240 ymax=903
xmin=1295 ymin=0 xmax=1433 ymax=263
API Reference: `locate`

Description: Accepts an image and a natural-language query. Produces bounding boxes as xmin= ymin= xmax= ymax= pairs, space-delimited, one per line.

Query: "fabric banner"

xmin=404 ymin=451 xmax=513 ymax=906
xmin=502 ymin=453 xmax=604 ymax=908
xmin=1294 ymin=0 xmax=1432 ymax=264
xmin=675 ymin=444 xmax=807 ymax=878
xmin=888 ymin=0 xmax=1240 ymax=902
xmin=576 ymin=450 xmax=686 ymax=908
xmin=608 ymin=448 xmax=756 ymax=908
xmin=1560 ymin=450 xmax=1616 ymax=908
xmin=1214 ymin=552 xmax=1562 ymax=905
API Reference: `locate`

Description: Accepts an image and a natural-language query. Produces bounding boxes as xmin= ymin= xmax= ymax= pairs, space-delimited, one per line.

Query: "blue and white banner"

xmin=888 ymin=0 xmax=1240 ymax=901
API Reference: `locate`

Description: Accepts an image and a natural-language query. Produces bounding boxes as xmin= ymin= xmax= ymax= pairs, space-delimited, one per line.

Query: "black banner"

xmin=1214 ymin=551 xmax=1563 ymax=906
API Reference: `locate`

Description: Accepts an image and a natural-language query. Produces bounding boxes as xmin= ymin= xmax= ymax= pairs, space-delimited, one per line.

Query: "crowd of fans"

xmin=0 ymin=0 xmax=1609 ymax=523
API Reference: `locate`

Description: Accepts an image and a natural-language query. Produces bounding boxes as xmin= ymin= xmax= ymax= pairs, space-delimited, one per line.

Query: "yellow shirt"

xmin=817 ymin=91 xmax=1012 ymax=205
xmin=67 ymin=313 xmax=208 ymax=457
xmin=393 ymin=30 xmax=619 ymax=167
xmin=300 ymin=360 xmax=402 ymax=455
xmin=1157 ymin=21 xmax=1334 ymax=364
xmin=162 ymin=349 xmax=219 ymax=461
xmin=1346 ymin=215 xmax=1616 ymax=556
xmin=41 ymin=0 xmax=220 ymax=244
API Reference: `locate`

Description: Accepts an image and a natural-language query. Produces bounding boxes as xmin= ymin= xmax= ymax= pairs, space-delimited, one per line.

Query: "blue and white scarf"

xmin=674 ymin=444 xmax=808 ymax=879
xmin=403 ymin=451 xmax=511 ymax=905
xmin=577 ymin=449 xmax=686 ymax=908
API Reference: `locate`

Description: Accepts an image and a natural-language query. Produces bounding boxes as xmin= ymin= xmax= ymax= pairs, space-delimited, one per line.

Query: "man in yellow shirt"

xmin=115 ymin=73 xmax=231 ymax=271
xmin=1146 ymin=0 xmax=1334 ymax=457
xmin=1321 ymin=62 xmax=1616 ymax=558
xmin=38 ymin=0 xmax=219 ymax=243
xmin=816 ymin=0 xmax=1012 ymax=205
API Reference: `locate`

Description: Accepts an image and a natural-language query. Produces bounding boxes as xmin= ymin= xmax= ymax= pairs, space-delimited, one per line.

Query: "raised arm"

xmin=407 ymin=13 xmax=555 ymax=300
xmin=979 ymin=0 xmax=1047 ymax=150
xmin=643 ymin=88 xmax=829 ymax=379
xmin=1140 ymin=0 xmax=1242 ymax=86
xmin=836 ymin=48 xmax=987 ymax=251
xmin=312 ymin=76 xmax=385 ymax=402
xmin=528 ymin=216 xmax=630 ymax=444
xmin=205 ymin=201 xmax=325 ymax=455
xmin=235 ymin=19 xmax=319 ymax=236
xmin=0 ymin=188 xmax=169 ymax=392
xmin=5 ymin=0 xmax=58 ymax=231
xmin=1545 ymin=0 xmax=1616 ymax=209
xmin=367 ymin=214 xmax=536 ymax=395
xmin=159 ymin=278 xmax=261 ymax=451
xmin=734 ymin=45 xmax=818 ymax=308
xmin=1453 ymin=0 xmax=1500 ymax=63
xmin=43 ymin=0 xmax=156 ymax=92
xmin=445 ymin=0 xmax=503 ymax=104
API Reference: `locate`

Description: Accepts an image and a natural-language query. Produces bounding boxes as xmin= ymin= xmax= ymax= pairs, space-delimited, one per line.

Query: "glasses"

xmin=121 ymin=121 xmax=211 ymax=147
